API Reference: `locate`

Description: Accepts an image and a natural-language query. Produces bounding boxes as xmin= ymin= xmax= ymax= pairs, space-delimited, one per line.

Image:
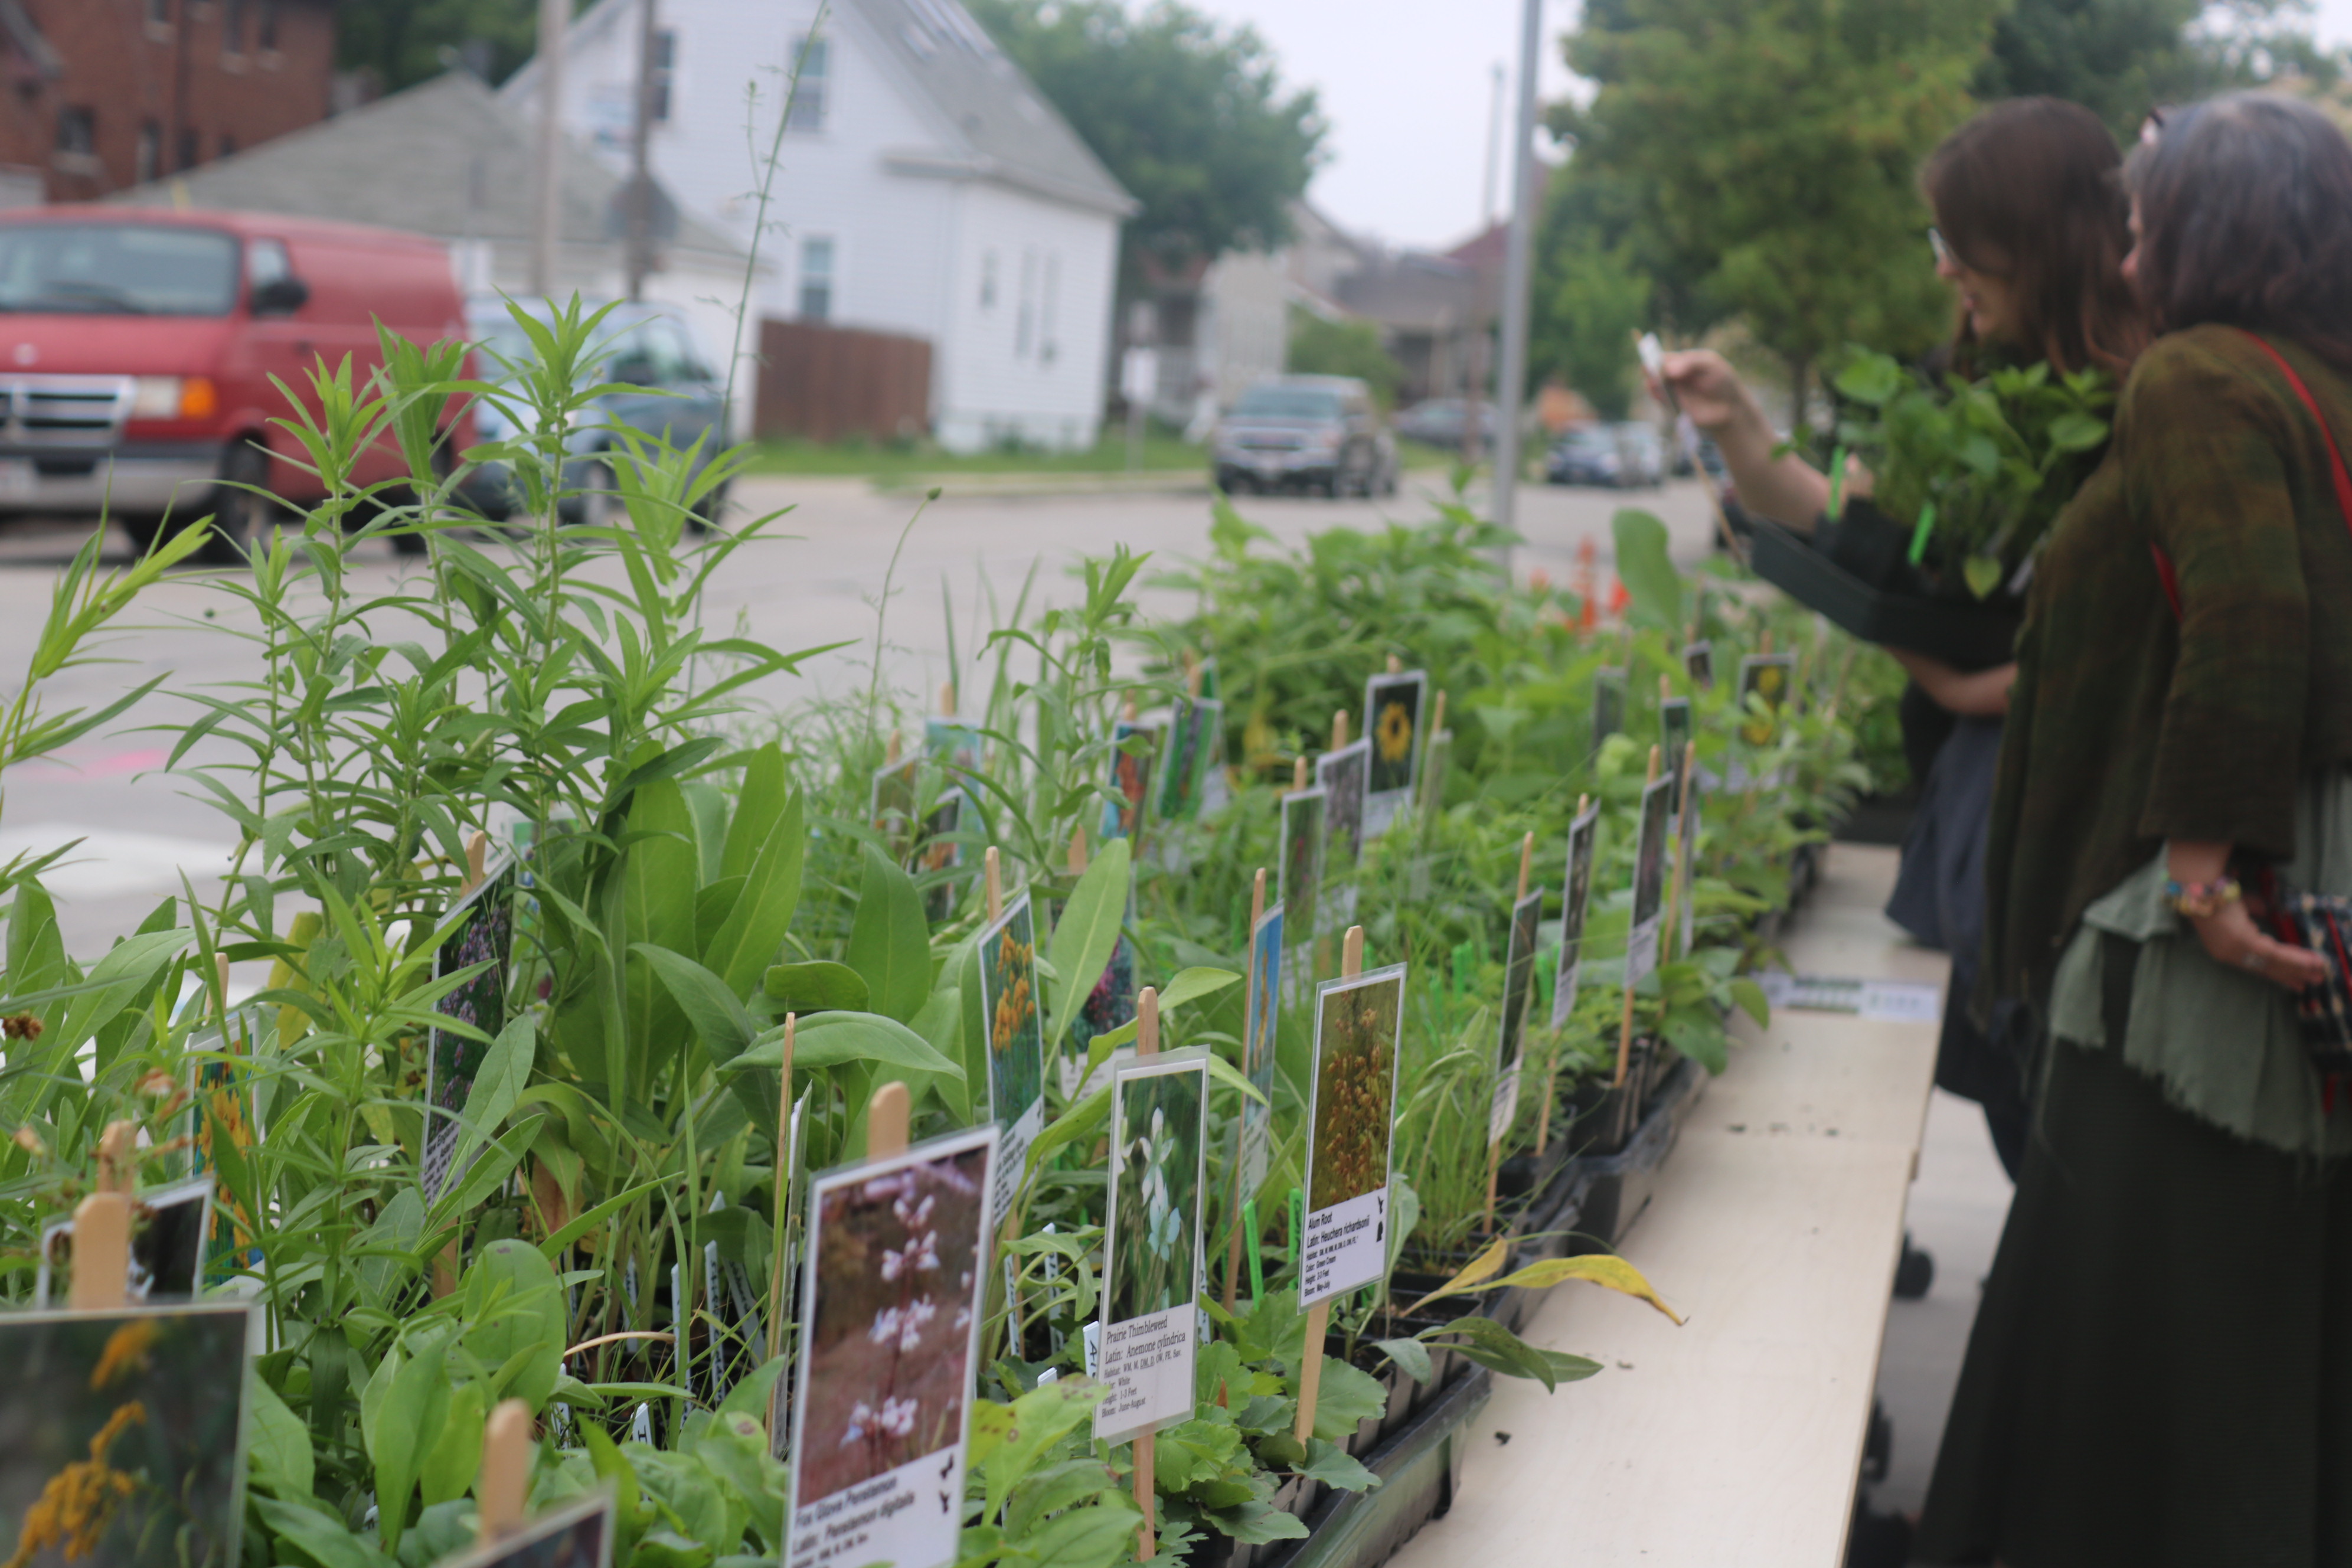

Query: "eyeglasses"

xmin=1928 ymin=227 xmax=1966 ymax=270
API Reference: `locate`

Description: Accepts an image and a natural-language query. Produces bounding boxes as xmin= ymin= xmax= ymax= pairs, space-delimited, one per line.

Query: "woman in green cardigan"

xmin=1918 ymin=93 xmax=2352 ymax=1567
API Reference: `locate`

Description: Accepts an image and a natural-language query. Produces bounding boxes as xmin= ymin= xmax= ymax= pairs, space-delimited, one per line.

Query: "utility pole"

xmin=1489 ymin=0 xmax=1543 ymax=569
xmin=1482 ymin=62 xmax=1505 ymax=228
xmin=531 ymin=0 xmax=569 ymax=298
xmin=625 ymin=0 xmax=659 ymax=302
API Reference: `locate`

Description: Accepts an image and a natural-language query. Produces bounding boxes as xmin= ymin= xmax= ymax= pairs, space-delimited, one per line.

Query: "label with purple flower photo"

xmin=786 ymin=1125 xmax=996 ymax=1568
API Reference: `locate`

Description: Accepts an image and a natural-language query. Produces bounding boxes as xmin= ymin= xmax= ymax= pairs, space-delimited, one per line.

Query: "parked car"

xmin=1394 ymin=396 xmax=1499 ymax=451
xmin=0 ymin=207 xmax=471 ymax=562
xmin=1211 ymin=375 xmax=1398 ymax=498
xmin=1546 ymin=424 xmax=1625 ymax=486
xmin=460 ymin=299 xmax=731 ymax=528
xmin=1614 ymin=421 xmax=1668 ymax=486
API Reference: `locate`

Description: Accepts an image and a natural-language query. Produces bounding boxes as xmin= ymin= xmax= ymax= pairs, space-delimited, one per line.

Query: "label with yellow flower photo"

xmin=1736 ymin=652 xmax=1796 ymax=747
xmin=1301 ymin=965 xmax=1406 ymax=1307
xmin=1096 ymin=1050 xmax=1208 ymax=1444
xmin=1360 ymin=668 xmax=1426 ymax=838
xmin=0 ymin=1303 xmax=252 ymax=1568
xmin=976 ymin=893 xmax=1047 ymax=1221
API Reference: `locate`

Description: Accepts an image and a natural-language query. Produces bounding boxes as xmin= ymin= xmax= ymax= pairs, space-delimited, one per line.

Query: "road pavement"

xmin=0 ymin=473 xmax=1723 ymax=959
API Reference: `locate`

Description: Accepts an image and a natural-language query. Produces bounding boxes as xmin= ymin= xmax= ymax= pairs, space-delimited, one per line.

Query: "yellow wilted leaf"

xmin=1400 ymin=1235 xmax=1511 ymax=1317
xmin=1485 ymin=1253 xmax=1685 ymax=1325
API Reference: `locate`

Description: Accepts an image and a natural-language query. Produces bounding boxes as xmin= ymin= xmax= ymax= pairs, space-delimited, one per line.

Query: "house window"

xmin=787 ymin=35 xmax=828 ymax=132
xmin=177 ymin=128 xmax=199 ymax=171
xmin=223 ymin=0 xmax=248 ymax=56
xmin=220 ymin=132 xmax=237 ymax=158
xmin=649 ymin=30 xmax=677 ymax=122
xmin=979 ymin=250 xmax=997 ymax=309
xmin=799 ymin=236 xmax=835 ymax=321
xmin=135 ymin=121 xmax=161 ymax=184
xmin=259 ymin=0 xmax=281 ymax=51
xmin=1040 ymin=253 xmax=1060 ymax=364
xmin=1014 ymin=249 xmax=1036 ymax=358
xmin=55 ymin=107 xmax=96 ymax=156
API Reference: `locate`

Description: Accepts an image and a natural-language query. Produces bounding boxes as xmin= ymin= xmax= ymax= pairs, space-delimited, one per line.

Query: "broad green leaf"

xmin=1017 ymin=1501 xmax=1149 ymax=1564
xmin=463 ymin=1239 xmax=569 ymax=1409
xmin=704 ymin=788 xmax=805 ymax=1001
xmin=1084 ymin=965 xmax=1240 ymax=1056
xmin=418 ymin=1378 xmax=485 ymax=1506
xmin=761 ymin=960 xmax=869 ymax=1014
xmin=1729 ymin=977 xmax=1770 ymax=1028
xmin=450 ymin=1014 xmax=536 ymax=1176
xmin=846 ymin=844 xmax=930 ymax=1024
xmin=981 ymin=1380 xmax=1108 ymax=1523
xmin=1305 ymin=1355 xmax=1390 ymax=1443
xmin=247 ymin=1374 xmax=313 ymax=1499
xmin=429 ymin=1116 xmax=544 ymax=1229
xmin=734 ymin=1010 xmax=963 ymax=1080
xmin=1476 ymin=1253 xmax=1685 ymax=1324
xmin=622 ymin=778 xmax=700 ymax=1050
xmin=1298 ymin=1436 xmax=1381 ymax=1491
xmin=1044 ymin=837 xmax=1131 ymax=1053
xmin=540 ymin=1177 xmax=666 ymax=1259
xmin=1373 ymin=1336 xmax=1433 ymax=1384
xmin=1424 ymin=1314 xmax=1602 ymax=1391
xmin=1025 ymin=1079 xmax=1112 ymax=1177
xmin=1611 ymin=508 xmax=1683 ymax=630
xmin=1399 ymin=1234 xmax=1509 ymax=1315
xmin=633 ymin=943 xmax=757 ymax=1063
xmin=722 ymin=743 xmax=788 ymax=883
xmin=372 ymin=1328 xmax=452 ymax=1550
xmin=39 ymin=927 xmax=189 ymax=1057
xmin=1200 ymin=1498 xmax=1310 ymax=1545
xmin=2046 ymin=411 xmax=2109 ymax=452
xmin=251 ymin=1495 xmax=396 ymax=1568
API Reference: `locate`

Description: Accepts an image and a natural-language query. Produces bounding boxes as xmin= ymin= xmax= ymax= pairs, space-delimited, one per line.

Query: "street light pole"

xmin=626 ymin=0 xmax=658 ymax=302
xmin=1489 ymin=0 xmax=1544 ymax=571
xmin=531 ymin=0 xmax=569 ymax=298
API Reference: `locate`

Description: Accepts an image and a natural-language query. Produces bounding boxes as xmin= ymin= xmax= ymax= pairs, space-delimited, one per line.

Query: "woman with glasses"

xmin=1660 ymin=97 xmax=2148 ymax=1182
xmin=1917 ymin=93 xmax=2352 ymax=1568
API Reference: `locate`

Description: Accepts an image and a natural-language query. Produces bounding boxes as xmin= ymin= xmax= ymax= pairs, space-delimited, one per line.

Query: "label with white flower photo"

xmin=786 ymin=1125 xmax=996 ymax=1568
xmin=1300 ymin=966 xmax=1407 ymax=1307
xmin=1095 ymin=1050 xmax=1208 ymax=1444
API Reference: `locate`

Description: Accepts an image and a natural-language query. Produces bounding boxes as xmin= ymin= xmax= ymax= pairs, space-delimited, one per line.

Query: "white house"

xmin=502 ymin=0 xmax=1136 ymax=452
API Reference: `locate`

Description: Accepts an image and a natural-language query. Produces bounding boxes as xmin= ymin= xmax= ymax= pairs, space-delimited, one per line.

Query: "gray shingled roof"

xmin=110 ymin=71 xmax=746 ymax=261
xmin=857 ymin=0 xmax=1136 ymax=215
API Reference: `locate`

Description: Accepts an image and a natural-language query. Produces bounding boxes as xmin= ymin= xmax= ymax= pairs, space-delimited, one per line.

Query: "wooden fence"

xmin=753 ymin=319 xmax=932 ymax=443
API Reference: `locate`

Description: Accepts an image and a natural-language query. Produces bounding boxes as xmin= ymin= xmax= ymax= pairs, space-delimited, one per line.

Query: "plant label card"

xmin=916 ymin=788 xmax=966 ymax=923
xmin=1057 ymin=914 xmax=1138 ymax=1099
xmin=1592 ymin=667 xmax=1627 ymax=757
xmin=1677 ymin=789 xmax=1702 ymax=956
xmin=1102 ymin=720 xmax=1157 ymax=841
xmin=1551 ymin=803 xmax=1600 ymax=1028
xmin=1489 ymin=890 xmax=1543 ymax=1145
xmin=787 ymin=1125 xmax=995 ymax=1568
xmin=1315 ymin=738 xmax=1371 ymax=884
xmin=1155 ymin=696 xmax=1223 ymax=824
xmin=1684 ymin=640 xmax=1715 ymax=689
xmin=423 ymin=854 xmax=518 ymax=1204
xmin=771 ymin=1087 xmax=816 ymax=1462
xmin=977 ymin=893 xmax=1047 ymax=1220
xmin=186 ymin=1006 xmax=264 ymax=1278
xmin=1736 ymin=652 xmax=1796 ymax=747
xmin=1660 ymin=697 xmax=1693 ymax=833
xmin=1418 ymin=726 xmax=1452 ymax=837
xmin=0 ymin=1302 xmax=253 ymax=1567
xmin=442 ymin=1489 xmax=615 ymax=1568
xmin=1096 ymin=1051 xmax=1209 ymax=1444
xmin=1236 ymin=903 xmax=1285 ymax=1201
xmin=870 ymin=756 xmax=922 ymax=861
xmin=923 ymin=717 xmax=984 ymax=780
xmin=1300 ymin=965 xmax=1406 ymax=1308
xmin=1625 ymin=775 xmax=1673 ymax=991
xmin=1758 ymin=972 xmax=1943 ymax=1024
xmin=1361 ymin=668 xmax=1427 ymax=839
xmin=36 ymin=1175 xmax=215 ymax=1308
xmin=1278 ymin=786 xmax=1327 ymax=977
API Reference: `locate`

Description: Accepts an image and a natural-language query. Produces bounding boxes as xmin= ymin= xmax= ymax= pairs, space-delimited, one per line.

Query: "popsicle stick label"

xmin=1299 ymin=965 xmax=1406 ymax=1306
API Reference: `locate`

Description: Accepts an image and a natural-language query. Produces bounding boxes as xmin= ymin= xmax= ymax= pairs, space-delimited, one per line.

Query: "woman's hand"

xmin=2167 ymin=839 xmax=2332 ymax=991
xmin=1887 ymin=650 xmax=2015 ymax=717
xmin=1657 ymin=349 xmax=1758 ymax=437
xmin=2186 ymin=899 xmax=2332 ymax=992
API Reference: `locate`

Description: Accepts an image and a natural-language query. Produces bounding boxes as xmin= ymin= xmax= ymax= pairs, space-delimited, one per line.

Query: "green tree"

xmin=1529 ymin=162 xmax=1651 ymax=420
xmin=968 ymin=0 xmax=1327 ymax=276
xmin=336 ymin=0 xmax=547 ymax=92
xmin=1288 ymin=311 xmax=1403 ymax=408
xmin=1562 ymin=0 xmax=2003 ymax=425
xmin=1976 ymin=0 xmax=2327 ymax=138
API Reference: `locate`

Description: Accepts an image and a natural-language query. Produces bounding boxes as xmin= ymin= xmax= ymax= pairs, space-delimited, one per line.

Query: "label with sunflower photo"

xmin=1300 ymin=965 xmax=1406 ymax=1307
xmin=1735 ymin=652 xmax=1796 ymax=747
xmin=976 ymin=893 xmax=1047 ymax=1221
xmin=1360 ymin=668 xmax=1427 ymax=839
xmin=1096 ymin=1050 xmax=1208 ymax=1443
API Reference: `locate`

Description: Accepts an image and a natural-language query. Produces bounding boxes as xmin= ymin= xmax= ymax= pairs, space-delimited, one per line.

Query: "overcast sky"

xmin=1197 ymin=0 xmax=2352 ymax=252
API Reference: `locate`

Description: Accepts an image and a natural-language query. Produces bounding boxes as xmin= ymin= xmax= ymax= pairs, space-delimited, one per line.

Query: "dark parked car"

xmin=1394 ymin=396 xmax=1499 ymax=451
xmin=1547 ymin=423 xmax=1665 ymax=488
xmin=1614 ymin=422 xmax=1667 ymax=486
xmin=460 ymin=299 xmax=730 ymax=527
xmin=1212 ymin=376 xmax=1398 ymax=498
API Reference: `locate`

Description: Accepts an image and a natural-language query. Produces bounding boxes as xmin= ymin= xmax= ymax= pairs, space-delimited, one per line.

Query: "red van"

xmin=0 ymin=208 xmax=471 ymax=563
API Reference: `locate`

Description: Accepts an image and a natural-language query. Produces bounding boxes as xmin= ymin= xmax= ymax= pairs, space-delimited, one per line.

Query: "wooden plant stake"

xmin=1386 ymin=653 xmax=1403 ymax=675
xmin=887 ymin=731 xmax=903 ymax=766
xmin=214 ymin=952 xmax=231 ymax=1021
xmin=1224 ymin=869 xmax=1268 ymax=1311
xmin=1536 ymin=792 xmax=1590 ymax=1159
xmin=1294 ymin=926 xmax=1364 ymax=1445
xmin=940 ymin=681 xmax=955 ymax=717
xmin=1184 ymin=651 xmax=1204 ymax=700
xmin=765 ymin=1013 xmax=798 ymax=1360
xmin=1292 ymin=756 xmax=1309 ymax=793
xmin=1122 ymin=697 xmax=1139 ymax=723
xmin=1128 ymin=984 xmax=1161 ymax=1558
xmin=476 ymin=1397 xmax=533 ymax=1542
xmin=1069 ymin=825 xmax=1089 ymax=876
xmin=465 ymin=829 xmax=489 ymax=892
xmin=1613 ymin=748 xmax=1661 ymax=1088
xmin=867 ymin=1080 xmax=910 ymax=1159
xmin=1430 ymin=690 xmax=1448 ymax=740
xmin=1484 ymin=834 xmax=1536 ymax=1234
xmin=69 ymin=1121 xmax=136 ymax=1311
xmin=984 ymin=846 xmax=1004 ymax=924
xmin=1331 ymin=709 xmax=1350 ymax=752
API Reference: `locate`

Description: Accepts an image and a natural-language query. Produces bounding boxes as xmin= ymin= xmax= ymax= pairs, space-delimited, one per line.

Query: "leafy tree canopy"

xmin=1977 ymin=0 xmax=2328 ymax=139
xmin=1558 ymin=0 xmax=2004 ymax=418
xmin=968 ymin=0 xmax=1328 ymax=273
xmin=1288 ymin=311 xmax=1403 ymax=408
xmin=337 ymin=0 xmax=548 ymax=93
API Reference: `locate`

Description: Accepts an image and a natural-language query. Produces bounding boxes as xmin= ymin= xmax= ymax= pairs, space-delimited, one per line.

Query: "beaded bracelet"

xmin=2164 ymin=876 xmax=2243 ymax=919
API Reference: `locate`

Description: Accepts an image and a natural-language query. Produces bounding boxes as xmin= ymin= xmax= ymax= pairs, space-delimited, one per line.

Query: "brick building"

xmin=0 ymin=0 xmax=337 ymax=201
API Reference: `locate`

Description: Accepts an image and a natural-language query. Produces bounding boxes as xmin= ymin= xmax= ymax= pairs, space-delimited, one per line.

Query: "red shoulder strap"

xmin=2151 ymin=330 xmax=2352 ymax=621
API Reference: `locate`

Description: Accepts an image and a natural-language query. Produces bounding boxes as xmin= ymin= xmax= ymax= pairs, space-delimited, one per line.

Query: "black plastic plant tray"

xmin=1747 ymin=517 xmax=2021 ymax=670
xmin=1576 ymin=1055 xmax=1707 ymax=1248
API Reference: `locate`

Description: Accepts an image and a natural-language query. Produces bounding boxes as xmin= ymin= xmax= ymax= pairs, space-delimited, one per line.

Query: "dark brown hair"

xmin=1922 ymin=97 xmax=2149 ymax=376
xmin=2128 ymin=93 xmax=2352 ymax=370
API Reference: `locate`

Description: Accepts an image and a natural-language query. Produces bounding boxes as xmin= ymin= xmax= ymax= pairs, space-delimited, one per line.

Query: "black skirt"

xmin=1916 ymin=1035 xmax=2352 ymax=1567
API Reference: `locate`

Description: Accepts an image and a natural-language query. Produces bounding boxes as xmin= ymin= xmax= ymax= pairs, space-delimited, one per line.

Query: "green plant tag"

xmin=1907 ymin=500 xmax=1938 ymax=565
xmin=1244 ymin=1198 xmax=1265 ymax=1302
